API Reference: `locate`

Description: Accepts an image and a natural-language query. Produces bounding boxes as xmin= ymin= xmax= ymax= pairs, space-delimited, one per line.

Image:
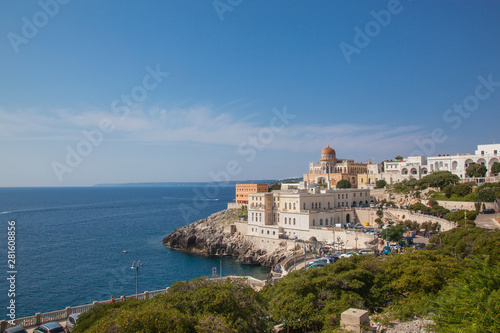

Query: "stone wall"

xmin=437 ymin=200 xmax=498 ymax=211
xmin=385 ymin=208 xmax=455 ymax=231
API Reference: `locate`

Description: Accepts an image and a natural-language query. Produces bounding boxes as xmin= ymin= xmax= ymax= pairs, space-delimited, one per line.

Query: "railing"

xmin=0 ymin=288 xmax=169 ymax=332
xmin=0 ymin=275 xmax=267 ymax=332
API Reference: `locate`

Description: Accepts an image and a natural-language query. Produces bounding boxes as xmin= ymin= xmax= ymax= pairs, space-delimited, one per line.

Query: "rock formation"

xmin=163 ymin=209 xmax=289 ymax=267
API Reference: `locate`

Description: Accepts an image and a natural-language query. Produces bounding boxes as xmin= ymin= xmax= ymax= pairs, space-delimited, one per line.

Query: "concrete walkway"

xmin=474 ymin=213 xmax=500 ymax=230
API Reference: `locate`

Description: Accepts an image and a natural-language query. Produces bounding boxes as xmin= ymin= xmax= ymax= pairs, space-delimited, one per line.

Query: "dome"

xmin=321 ymin=145 xmax=336 ymax=156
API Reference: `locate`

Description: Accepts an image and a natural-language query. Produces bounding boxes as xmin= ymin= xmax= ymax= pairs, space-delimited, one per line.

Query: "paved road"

xmin=474 ymin=213 xmax=500 ymax=230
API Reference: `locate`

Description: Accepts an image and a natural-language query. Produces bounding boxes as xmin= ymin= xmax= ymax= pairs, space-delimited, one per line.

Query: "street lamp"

xmin=355 ymin=236 xmax=358 ymax=251
xmin=131 ymin=260 xmax=143 ymax=299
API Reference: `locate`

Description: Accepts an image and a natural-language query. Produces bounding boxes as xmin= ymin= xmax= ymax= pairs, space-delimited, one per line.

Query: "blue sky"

xmin=1 ymin=0 xmax=499 ymax=186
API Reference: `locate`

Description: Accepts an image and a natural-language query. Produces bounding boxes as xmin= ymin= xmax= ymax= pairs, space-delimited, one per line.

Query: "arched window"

xmin=320 ymin=219 xmax=323 ymax=226
xmin=293 ymin=218 xmax=296 ymax=225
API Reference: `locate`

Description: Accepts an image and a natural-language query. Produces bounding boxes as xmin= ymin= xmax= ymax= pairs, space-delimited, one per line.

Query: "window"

xmin=303 ymin=203 xmax=306 ymax=210
xmin=319 ymin=202 xmax=321 ymax=209
xmin=293 ymin=218 xmax=296 ymax=225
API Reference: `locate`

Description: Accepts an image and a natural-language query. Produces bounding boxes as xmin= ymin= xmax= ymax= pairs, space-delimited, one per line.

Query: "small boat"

xmin=122 ymin=250 xmax=128 ymax=253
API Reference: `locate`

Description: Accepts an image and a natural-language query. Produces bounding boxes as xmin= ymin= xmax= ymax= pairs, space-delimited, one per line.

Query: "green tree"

xmin=431 ymin=259 xmax=500 ymax=332
xmin=408 ymin=203 xmax=430 ymax=212
xmin=453 ymin=183 xmax=472 ymax=197
xmin=336 ymin=180 xmax=351 ymax=189
xmin=466 ymin=163 xmax=487 ymax=177
xmin=380 ymin=225 xmax=405 ymax=242
xmin=75 ymin=278 xmax=271 ymax=333
xmin=492 ymin=162 xmax=500 ymax=175
xmin=269 ymin=182 xmax=281 ymax=191
xmin=376 ymin=209 xmax=384 ymax=218
xmin=395 ymin=155 xmax=404 ymax=161
xmin=376 ymin=179 xmax=387 ymax=189
xmin=477 ymin=187 xmax=496 ymax=202
xmin=418 ymin=171 xmax=460 ymax=190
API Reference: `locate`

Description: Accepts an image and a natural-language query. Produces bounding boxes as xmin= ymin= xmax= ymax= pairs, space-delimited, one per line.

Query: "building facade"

xmin=247 ymin=183 xmax=371 ymax=239
xmin=235 ymin=183 xmax=269 ymax=204
xmin=427 ymin=144 xmax=500 ymax=179
xmin=381 ymin=156 xmax=429 ymax=183
xmin=303 ymin=145 xmax=368 ymax=188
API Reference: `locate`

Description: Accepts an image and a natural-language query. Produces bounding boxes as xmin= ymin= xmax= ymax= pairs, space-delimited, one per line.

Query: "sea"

xmin=0 ymin=186 xmax=269 ymax=321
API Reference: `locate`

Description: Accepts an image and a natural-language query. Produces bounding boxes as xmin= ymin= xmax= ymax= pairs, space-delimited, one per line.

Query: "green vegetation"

xmin=466 ymin=163 xmax=487 ymax=178
xmin=74 ymin=227 xmax=500 ymax=332
xmin=336 ymin=179 xmax=351 ymax=189
xmin=380 ymin=225 xmax=405 ymax=242
xmin=387 ymin=171 xmax=460 ymax=193
xmin=375 ymin=179 xmax=387 ymax=189
xmin=239 ymin=205 xmax=248 ymax=217
xmin=395 ymin=155 xmax=404 ymax=160
xmin=269 ymin=182 xmax=281 ymax=191
xmin=75 ymin=278 xmax=271 ymax=333
xmin=492 ymin=162 xmax=500 ymax=175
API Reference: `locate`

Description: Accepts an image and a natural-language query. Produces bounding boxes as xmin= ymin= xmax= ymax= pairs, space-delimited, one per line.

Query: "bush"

xmin=376 ymin=180 xmax=387 ymax=189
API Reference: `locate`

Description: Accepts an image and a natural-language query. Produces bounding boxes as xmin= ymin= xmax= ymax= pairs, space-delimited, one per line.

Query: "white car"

xmin=340 ymin=252 xmax=358 ymax=258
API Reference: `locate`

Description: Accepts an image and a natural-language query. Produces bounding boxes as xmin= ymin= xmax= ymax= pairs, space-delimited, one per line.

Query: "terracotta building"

xmin=235 ymin=183 xmax=269 ymax=204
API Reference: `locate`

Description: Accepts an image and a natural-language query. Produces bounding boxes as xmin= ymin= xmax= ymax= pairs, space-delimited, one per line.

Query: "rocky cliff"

xmin=163 ymin=209 xmax=289 ymax=267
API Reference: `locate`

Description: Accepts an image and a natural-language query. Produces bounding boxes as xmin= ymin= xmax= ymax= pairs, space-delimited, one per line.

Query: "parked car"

xmin=305 ymin=258 xmax=331 ymax=268
xmin=5 ymin=327 xmax=28 ymax=333
xmin=382 ymin=246 xmax=392 ymax=255
xmin=480 ymin=209 xmax=495 ymax=214
xmin=306 ymin=262 xmax=327 ymax=268
xmin=66 ymin=313 xmax=80 ymax=333
xmin=340 ymin=251 xmax=358 ymax=258
xmin=370 ymin=203 xmax=376 ymax=208
xmin=33 ymin=322 xmax=66 ymax=333
xmin=413 ymin=243 xmax=426 ymax=250
xmin=358 ymin=249 xmax=375 ymax=255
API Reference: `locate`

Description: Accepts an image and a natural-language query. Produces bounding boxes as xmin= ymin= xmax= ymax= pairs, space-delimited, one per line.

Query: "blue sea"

xmin=0 ymin=186 xmax=269 ymax=320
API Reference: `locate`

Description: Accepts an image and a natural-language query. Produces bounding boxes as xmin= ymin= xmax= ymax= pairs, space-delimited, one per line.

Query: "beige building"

xmin=247 ymin=183 xmax=371 ymax=240
xmin=303 ymin=146 xmax=368 ymax=188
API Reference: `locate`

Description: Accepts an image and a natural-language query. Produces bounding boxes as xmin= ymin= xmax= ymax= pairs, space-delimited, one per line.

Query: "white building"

xmin=247 ymin=182 xmax=371 ymax=240
xmin=428 ymin=143 xmax=500 ymax=179
xmin=382 ymin=156 xmax=429 ymax=183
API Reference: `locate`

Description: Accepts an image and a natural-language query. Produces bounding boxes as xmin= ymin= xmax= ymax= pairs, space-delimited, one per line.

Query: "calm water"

xmin=0 ymin=186 xmax=269 ymax=320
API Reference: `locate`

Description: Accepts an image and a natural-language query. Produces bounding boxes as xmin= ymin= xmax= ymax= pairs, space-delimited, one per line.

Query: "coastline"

xmin=163 ymin=209 xmax=290 ymax=267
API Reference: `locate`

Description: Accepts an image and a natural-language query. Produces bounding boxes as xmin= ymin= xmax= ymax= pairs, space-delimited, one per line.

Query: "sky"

xmin=1 ymin=0 xmax=499 ymax=187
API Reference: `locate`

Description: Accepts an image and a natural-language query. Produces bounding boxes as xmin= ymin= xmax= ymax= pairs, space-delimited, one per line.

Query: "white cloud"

xmin=0 ymin=106 xmax=425 ymax=159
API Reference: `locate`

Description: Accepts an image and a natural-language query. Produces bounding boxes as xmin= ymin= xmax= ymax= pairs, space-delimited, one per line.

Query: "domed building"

xmin=303 ymin=145 xmax=368 ymax=188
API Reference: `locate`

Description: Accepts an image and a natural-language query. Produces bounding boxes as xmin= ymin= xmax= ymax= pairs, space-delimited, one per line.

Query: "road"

xmin=474 ymin=213 xmax=500 ymax=230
